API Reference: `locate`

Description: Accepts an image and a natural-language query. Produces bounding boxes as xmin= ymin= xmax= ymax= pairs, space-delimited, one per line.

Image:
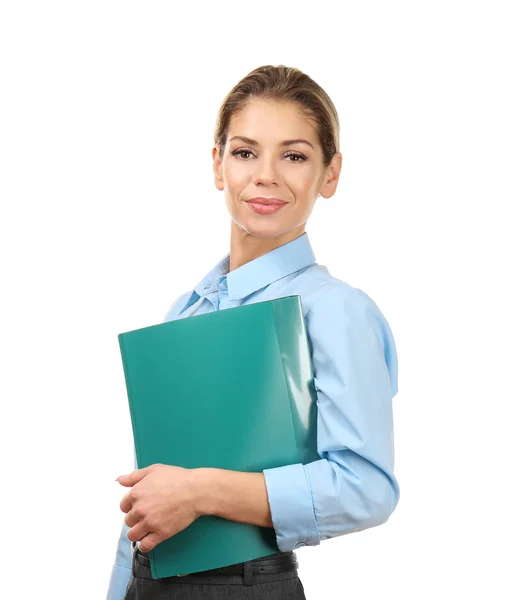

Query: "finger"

xmin=136 ymin=531 xmax=163 ymax=554
xmin=124 ymin=509 xmax=141 ymax=529
xmin=119 ymin=492 xmax=134 ymax=514
xmin=127 ymin=521 xmax=151 ymax=545
xmin=116 ymin=467 xmax=151 ymax=487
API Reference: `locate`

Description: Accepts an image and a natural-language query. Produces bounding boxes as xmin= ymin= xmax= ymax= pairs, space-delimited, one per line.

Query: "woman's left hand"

xmin=117 ymin=463 xmax=204 ymax=553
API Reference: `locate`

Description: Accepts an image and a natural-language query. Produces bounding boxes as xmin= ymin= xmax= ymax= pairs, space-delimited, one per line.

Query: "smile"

xmin=246 ymin=202 xmax=287 ymax=215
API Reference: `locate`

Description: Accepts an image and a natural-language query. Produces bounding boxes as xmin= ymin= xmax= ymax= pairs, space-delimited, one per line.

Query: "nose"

xmin=253 ymin=155 xmax=279 ymax=187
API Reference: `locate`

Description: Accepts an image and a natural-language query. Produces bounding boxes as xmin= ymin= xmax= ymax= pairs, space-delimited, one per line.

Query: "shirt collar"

xmin=193 ymin=232 xmax=316 ymax=301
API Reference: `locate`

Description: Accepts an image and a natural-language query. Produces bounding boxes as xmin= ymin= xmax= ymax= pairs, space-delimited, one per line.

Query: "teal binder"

xmin=118 ymin=295 xmax=319 ymax=579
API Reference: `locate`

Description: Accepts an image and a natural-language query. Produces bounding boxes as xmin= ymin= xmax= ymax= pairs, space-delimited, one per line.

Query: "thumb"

xmin=116 ymin=467 xmax=150 ymax=487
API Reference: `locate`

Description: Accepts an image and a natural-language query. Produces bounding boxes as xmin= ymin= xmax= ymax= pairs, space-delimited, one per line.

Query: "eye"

xmin=232 ymin=149 xmax=255 ymax=160
xmin=284 ymin=152 xmax=307 ymax=162
xmin=231 ymin=149 xmax=307 ymax=162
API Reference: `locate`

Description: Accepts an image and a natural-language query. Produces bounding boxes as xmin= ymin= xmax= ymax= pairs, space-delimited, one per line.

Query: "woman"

xmin=106 ymin=64 xmax=399 ymax=600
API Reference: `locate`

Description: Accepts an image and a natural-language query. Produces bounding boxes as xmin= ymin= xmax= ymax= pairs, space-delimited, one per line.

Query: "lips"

xmin=247 ymin=198 xmax=287 ymax=215
xmin=247 ymin=197 xmax=287 ymax=206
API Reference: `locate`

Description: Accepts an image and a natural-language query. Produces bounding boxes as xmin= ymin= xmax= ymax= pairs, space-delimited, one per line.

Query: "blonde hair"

xmin=214 ymin=64 xmax=340 ymax=167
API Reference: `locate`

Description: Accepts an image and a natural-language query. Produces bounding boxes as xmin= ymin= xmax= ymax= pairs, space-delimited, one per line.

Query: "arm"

xmin=263 ymin=285 xmax=400 ymax=551
xmin=197 ymin=285 xmax=399 ymax=552
xmin=105 ymin=520 xmax=132 ymax=600
xmin=106 ymin=288 xmax=214 ymax=600
xmin=195 ymin=469 xmax=273 ymax=528
xmin=106 ymin=447 xmax=139 ymax=599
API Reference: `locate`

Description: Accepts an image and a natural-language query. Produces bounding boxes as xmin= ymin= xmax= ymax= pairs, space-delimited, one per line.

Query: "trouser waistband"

xmin=131 ymin=543 xmax=299 ymax=587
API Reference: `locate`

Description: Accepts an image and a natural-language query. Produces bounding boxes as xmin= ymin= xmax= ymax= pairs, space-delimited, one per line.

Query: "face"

xmin=212 ymin=98 xmax=342 ymax=240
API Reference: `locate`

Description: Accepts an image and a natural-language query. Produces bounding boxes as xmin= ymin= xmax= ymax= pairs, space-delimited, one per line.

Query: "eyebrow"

xmin=228 ymin=135 xmax=314 ymax=150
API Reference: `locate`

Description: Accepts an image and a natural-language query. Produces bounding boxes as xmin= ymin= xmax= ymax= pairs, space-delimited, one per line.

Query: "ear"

xmin=212 ymin=145 xmax=224 ymax=191
xmin=319 ymin=152 xmax=342 ymax=199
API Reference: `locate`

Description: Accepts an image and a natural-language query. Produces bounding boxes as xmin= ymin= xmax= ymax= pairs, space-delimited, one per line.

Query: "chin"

xmin=234 ymin=216 xmax=289 ymax=239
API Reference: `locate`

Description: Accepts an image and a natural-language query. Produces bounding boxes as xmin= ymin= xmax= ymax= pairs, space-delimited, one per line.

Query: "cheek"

xmin=223 ymin=162 xmax=249 ymax=189
xmin=288 ymin=167 xmax=320 ymax=195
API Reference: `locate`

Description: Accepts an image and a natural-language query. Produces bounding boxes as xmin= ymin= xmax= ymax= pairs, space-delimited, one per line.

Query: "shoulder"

xmin=300 ymin=265 xmax=383 ymax=320
xmin=303 ymin=271 xmax=398 ymax=381
xmin=305 ymin=280 xmax=389 ymax=339
xmin=302 ymin=273 xmax=398 ymax=397
xmin=162 ymin=290 xmax=196 ymax=322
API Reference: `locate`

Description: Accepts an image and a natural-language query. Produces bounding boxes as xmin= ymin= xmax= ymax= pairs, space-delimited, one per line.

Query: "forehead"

xmin=228 ymin=98 xmax=318 ymax=143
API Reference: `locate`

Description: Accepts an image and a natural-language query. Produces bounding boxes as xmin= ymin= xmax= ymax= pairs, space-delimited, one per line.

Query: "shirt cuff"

xmin=263 ymin=462 xmax=321 ymax=551
xmin=105 ymin=563 xmax=132 ymax=600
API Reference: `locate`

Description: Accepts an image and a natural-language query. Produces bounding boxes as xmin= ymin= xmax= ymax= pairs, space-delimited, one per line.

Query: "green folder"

xmin=118 ymin=295 xmax=319 ymax=579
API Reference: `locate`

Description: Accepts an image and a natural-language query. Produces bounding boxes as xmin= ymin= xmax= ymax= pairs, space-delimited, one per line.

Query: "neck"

xmin=228 ymin=221 xmax=306 ymax=273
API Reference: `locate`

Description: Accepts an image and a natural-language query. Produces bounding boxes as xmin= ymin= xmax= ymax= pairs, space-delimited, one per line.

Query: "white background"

xmin=1 ymin=1 xmax=525 ymax=598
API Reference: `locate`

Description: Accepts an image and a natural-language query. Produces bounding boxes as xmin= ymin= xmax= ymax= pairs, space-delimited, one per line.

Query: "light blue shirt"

xmin=106 ymin=231 xmax=399 ymax=599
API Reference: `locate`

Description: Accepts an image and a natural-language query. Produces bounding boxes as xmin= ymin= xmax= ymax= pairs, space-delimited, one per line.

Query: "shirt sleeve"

xmin=106 ymin=294 xmax=189 ymax=599
xmin=105 ymin=519 xmax=133 ymax=600
xmin=263 ymin=284 xmax=399 ymax=552
xmin=163 ymin=290 xmax=197 ymax=322
xmin=105 ymin=442 xmax=140 ymax=599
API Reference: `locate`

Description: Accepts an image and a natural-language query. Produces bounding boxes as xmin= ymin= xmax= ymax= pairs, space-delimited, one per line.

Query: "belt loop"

xmin=243 ymin=560 xmax=254 ymax=586
xmin=131 ymin=542 xmax=137 ymax=577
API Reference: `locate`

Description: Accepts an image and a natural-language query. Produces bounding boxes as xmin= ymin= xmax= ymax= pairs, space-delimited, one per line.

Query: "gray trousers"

xmin=124 ymin=544 xmax=307 ymax=599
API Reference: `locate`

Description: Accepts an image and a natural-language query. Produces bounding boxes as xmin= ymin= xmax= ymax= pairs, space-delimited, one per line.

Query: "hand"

xmin=117 ymin=463 xmax=203 ymax=553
